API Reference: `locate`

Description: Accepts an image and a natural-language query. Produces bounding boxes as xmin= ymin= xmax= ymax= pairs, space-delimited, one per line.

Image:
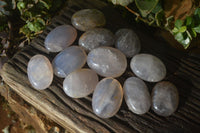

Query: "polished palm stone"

xmin=45 ymin=25 xmax=77 ymax=52
xmin=115 ymin=28 xmax=141 ymax=57
xmin=52 ymin=46 xmax=87 ymax=78
xmin=151 ymin=81 xmax=179 ymax=116
xmin=63 ymin=69 xmax=99 ymax=98
xmin=123 ymin=77 xmax=151 ymax=114
xmin=130 ymin=54 xmax=166 ymax=82
xmin=27 ymin=55 xmax=53 ymax=90
xmin=92 ymin=78 xmax=123 ymax=118
xmin=71 ymin=9 xmax=106 ymax=31
xmin=79 ymin=28 xmax=114 ymax=51
xmin=87 ymin=47 xmax=127 ymax=77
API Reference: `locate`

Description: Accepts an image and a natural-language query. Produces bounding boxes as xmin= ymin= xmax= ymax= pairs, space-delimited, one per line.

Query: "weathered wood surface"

xmin=1 ymin=0 xmax=200 ymax=132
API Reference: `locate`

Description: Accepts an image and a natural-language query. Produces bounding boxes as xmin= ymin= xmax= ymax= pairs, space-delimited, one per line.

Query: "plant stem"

xmin=124 ymin=6 xmax=147 ymax=23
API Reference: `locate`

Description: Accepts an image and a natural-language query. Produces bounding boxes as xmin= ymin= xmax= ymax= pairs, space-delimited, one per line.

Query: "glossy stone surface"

xmin=79 ymin=28 xmax=114 ymax=52
xmin=92 ymin=78 xmax=123 ymax=118
xmin=123 ymin=77 xmax=151 ymax=114
xmin=151 ymin=81 xmax=179 ymax=116
xmin=71 ymin=9 xmax=106 ymax=31
xmin=27 ymin=55 xmax=53 ymax=90
xmin=130 ymin=54 xmax=166 ymax=82
xmin=63 ymin=69 xmax=99 ymax=98
xmin=115 ymin=29 xmax=141 ymax=57
xmin=45 ymin=25 xmax=77 ymax=52
xmin=87 ymin=47 xmax=127 ymax=77
xmin=52 ymin=46 xmax=87 ymax=78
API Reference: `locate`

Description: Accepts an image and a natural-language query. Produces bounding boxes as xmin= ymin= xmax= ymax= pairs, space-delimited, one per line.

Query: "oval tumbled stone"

xmin=27 ymin=55 xmax=53 ymax=90
xmin=45 ymin=25 xmax=77 ymax=52
xmin=52 ymin=46 xmax=87 ymax=78
xmin=71 ymin=9 xmax=106 ymax=31
xmin=63 ymin=69 xmax=99 ymax=98
xmin=79 ymin=28 xmax=114 ymax=52
xmin=87 ymin=47 xmax=127 ymax=77
xmin=123 ymin=77 xmax=151 ymax=114
xmin=115 ymin=28 xmax=141 ymax=57
xmin=130 ymin=54 xmax=166 ymax=82
xmin=92 ymin=78 xmax=123 ymax=118
xmin=152 ymin=81 xmax=179 ymax=116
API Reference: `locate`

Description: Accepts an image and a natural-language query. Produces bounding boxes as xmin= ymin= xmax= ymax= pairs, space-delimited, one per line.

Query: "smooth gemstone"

xmin=27 ymin=55 xmax=53 ymax=90
xmin=115 ymin=28 xmax=141 ymax=57
xmin=123 ymin=77 xmax=151 ymax=114
xmin=130 ymin=54 xmax=166 ymax=82
xmin=52 ymin=46 xmax=87 ymax=78
xmin=63 ymin=69 xmax=99 ymax=98
xmin=87 ymin=47 xmax=127 ymax=77
xmin=151 ymin=81 xmax=179 ymax=116
xmin=79 ymin=28 xmax=114 ymax=52
xmin=71 ymin=9 xmax=106 ymax=31
xmin=45 ymin=25 xmax=77 ymax=52
xmin=92 ymin=78 xmax=123 ymax=118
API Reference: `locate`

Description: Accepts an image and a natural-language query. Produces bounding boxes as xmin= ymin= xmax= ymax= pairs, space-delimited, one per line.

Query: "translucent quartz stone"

xmin=92 ymin=78 xmax=123 ymax=118
xmin=63 ymin=69 xmax=99 ymax=98
xmin=27 ymin=55 xmax=53 ymax=90
xmin=152 ymin=81 xmax=179 ymax=116
xmin=87 ymin=47 xmax=127 ymax=78
xmin=123 ymin=77 xmax=151 ymax=114
xmin=44 ymin=25 xmax=77 ymax=52
xmin=71 ymin=9 xmax=106 ymax=31
xmin=115 ymin=29 xmax=141 ymax=57
xmin=79 ymin=28 xmax=114 ymax=52
xmin=52 ymin=46 xmax=87 ymax=78
xmin=130 ymin=54 xmax=166 ymax=82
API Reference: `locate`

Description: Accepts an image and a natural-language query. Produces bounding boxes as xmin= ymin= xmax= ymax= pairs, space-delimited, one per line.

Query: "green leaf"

xmin=174 ymin=32 xmax=190 ymax=49
xmin=179 ymin=26 xmax=187 ymax=33
xmin=39 ymin=0 xmax=50 ymax=9
xmin=36 ymin=18 xmax=45 ymax=26
xmin=193 ymin=25 xmax=200 ymax=33
xmin=191 ymin=28 xmax=197 ymax=37
xmin=175 ymin=19 xmax=183 ymax=29
xmin=186 ymin=16 xmax=192 ymax=26
xmin=111 ymin=0 xmax=134 ymax=6
xmin=135 ymin=0 xmax=159 ymax=17
xmin=172 ymin=27 xmax=179 ymax=33
xmin=194 ymin=8 xmax=200 ymax=17
xmin=17 ymin=1 xmax=25 ymax=10
xmin=152 ymin=0 xmax=162 ymax=14
xmin=27 ymin=22 xmax=35 ymax=31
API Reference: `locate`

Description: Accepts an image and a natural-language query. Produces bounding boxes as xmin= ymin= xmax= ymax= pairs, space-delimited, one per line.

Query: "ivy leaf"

xmin=193 ymin=25 xmax=200 ymax=33
xmin=194 ymin=8 xmax=200 ymax=17
xmin=174 ymin=32 xmax=190 ymax=49
xmin=39 ymin=0 xmax=50 ymax=9
xmin=175 ymin=19 xmax=183 ymax=29
xmin=191 ymin=28 xmax=197 ymax=37
xmin=179 ymin=26 xmax=187 ymax=33
xmin=135 ymin=0 xmax=159 ymax=17
xmin=186 ymin=16 xmax=192 ymax=26
xmin=172 ymin=27 xmax=179 ymax=33
xmin=110 ymin=0 xmax=134 ymax=6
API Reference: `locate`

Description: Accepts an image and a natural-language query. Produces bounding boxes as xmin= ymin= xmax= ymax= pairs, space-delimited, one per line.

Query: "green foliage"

xmin=172 ymin=8 xmax=200 ymax=49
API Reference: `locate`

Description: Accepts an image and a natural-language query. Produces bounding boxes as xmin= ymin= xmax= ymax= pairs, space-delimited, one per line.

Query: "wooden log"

xmin=1 ymin=0 xmax=200 ymax=132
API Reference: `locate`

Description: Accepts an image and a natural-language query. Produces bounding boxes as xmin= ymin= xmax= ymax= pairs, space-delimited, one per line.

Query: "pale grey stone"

xmin=92 ymin=78 xmax=123 ymax=118
xmin=87 ymin=47 xmax=127 ymax=78
xmin=151 ymin=81 xmax=179 ymax=116
xmin=123 ymin=77 xmax=151 ymax=114
xmin=63 ymin=69 xmax=99 ymax=98
xmin=130 ymin=54 xmax=166 ymax=82
xmin=71 ymin=9 xmax=106 ymax=31
xmin=27 ymin=55 xmax=53 ymax=90
xmin=115 ymin=28 xmax=141 ymax=57
xmin=79 ymin=28 xmax=114 ymax=52
xmin=52 ymin=46 xmax=87 ymax=78
xmin=45 ymin=25 xmax=77 ymax=52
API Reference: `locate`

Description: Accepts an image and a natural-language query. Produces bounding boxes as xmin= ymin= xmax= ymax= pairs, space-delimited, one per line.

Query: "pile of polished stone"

xmin=27 ymin=9 xmax=179 ymax=118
